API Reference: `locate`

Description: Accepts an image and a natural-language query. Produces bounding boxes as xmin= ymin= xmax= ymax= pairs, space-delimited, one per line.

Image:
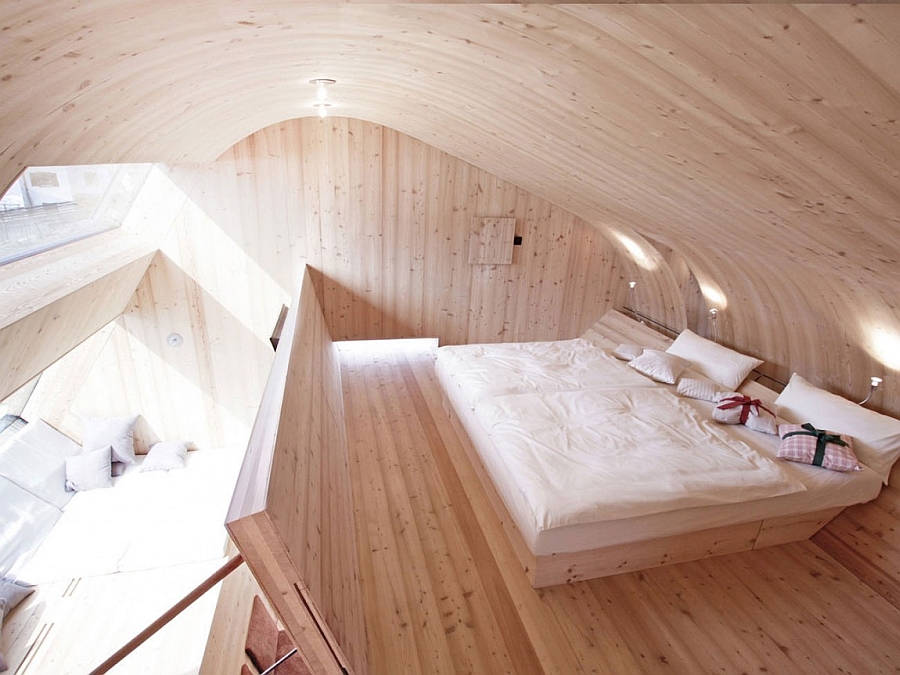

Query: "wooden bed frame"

xmin=441 ymin=310 xmax=846 ymax=588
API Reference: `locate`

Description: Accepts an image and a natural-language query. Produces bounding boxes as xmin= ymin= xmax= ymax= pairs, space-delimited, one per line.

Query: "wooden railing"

xmin=88 ymin=554 xmax=245 ymax=675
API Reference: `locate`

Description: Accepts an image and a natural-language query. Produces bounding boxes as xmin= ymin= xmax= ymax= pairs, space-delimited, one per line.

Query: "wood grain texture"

xmin=200 ymin=545 xmax=267 ymax=675
xmin=340 ymin=338 xmax=900 ymax=674
xmin=2 ymin=4 xmax=899 ymax=421
xmin=209 ymin=118 xmax=627 ymax=345
xmin=0 ymin=244 xmax=153 ymax=402
xmin=227 ymin=266 xmax=366 ymax=675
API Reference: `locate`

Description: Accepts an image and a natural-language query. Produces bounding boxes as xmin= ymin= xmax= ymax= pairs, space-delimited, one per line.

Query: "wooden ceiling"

xmin=1 ymin=2 xmax=899 ymax=410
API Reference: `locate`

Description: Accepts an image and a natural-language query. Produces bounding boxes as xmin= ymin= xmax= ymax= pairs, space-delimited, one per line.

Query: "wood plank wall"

xmin=227 ymin=266 xmax=366 ymax=674
xmin=263 ymin=266 xmax=366 ymax=673
xmin=213 ymin=117 xmax=640 ymax=346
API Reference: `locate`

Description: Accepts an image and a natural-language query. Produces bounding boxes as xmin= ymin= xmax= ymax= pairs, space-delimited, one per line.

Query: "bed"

xmin=436 ymin=311 xmax=892 ymax=587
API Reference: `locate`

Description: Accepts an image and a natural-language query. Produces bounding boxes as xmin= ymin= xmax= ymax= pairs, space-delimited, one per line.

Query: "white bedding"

xmin=17 ymin=445 xmax=244 ymax=584
xmin=474 ymin=387 xmax=805 ymax=530
xmin=437 ymin=335 xmax=884 ymax=556
xmin=435 ymin=338 xmax=653 ymax=408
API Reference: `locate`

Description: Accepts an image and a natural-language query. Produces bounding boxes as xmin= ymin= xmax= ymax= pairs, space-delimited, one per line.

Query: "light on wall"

xmin=310 ymin=78 xmax=336 ymax=118
xmin=627 ymin=281 xmax=639 ymax=321
xmin=859 ymin=376 xmax=883 ymax=406
xmin=708 ymin=308 xmax=719 ymax=343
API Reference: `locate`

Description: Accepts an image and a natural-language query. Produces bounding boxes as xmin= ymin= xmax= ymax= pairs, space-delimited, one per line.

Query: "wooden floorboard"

xmin=339 ymin=340 xmax=900 ymax=675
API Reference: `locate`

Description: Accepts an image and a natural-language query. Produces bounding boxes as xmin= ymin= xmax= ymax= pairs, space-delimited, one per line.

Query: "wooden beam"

xmin=0 ymin=230 xmax=154 ymax=400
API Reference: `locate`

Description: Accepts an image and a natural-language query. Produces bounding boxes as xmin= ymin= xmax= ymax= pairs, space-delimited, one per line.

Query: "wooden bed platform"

xmin=442 ymin=310 xmax=848 ymax=587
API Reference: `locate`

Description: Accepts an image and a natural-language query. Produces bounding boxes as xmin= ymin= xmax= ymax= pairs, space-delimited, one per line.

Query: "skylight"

xmin=0 ymin=163 xmax=153 ymax=266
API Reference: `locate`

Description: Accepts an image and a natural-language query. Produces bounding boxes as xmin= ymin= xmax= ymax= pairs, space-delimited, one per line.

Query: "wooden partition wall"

xmin=226 ymin=265 xmax=366 ymax=675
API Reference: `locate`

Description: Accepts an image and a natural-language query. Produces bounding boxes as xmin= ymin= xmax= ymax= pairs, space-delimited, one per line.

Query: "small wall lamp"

xmin=859 ymin=376 xmax=883 ymax=406
xmin=708 ymin=308 xmax=719 ymax=343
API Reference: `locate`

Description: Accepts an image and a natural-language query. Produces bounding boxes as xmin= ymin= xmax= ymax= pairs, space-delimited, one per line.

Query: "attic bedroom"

xmin=1 ymin=2 xmax=899 ymax=674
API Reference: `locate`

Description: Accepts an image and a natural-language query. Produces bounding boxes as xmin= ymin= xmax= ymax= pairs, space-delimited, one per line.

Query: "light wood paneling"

xmin=0 ymin=243 xmax=153 ymax=402
xmin=227 ymin=266 xmax=366 ymax=675
xmin=199 ymin=546 xmax=263 ymax=675
xmin=3 ymin=2 xmax=899 ymax=419
xmin=209 ymin=118 xmax=627 ymax=346
xmin=340 ymin=338 xmax=900 ymax=674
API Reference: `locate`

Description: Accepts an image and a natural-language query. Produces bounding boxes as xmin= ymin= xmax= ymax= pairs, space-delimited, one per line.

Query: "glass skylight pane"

xmin=0 ymin=163 xmax=153 ymax=265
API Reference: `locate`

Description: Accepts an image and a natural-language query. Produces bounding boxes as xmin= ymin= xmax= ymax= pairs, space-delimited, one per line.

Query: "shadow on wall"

xmin=115 ymin=252 xmax=277 ymax=449
xmin=308 ymin=266 xmax=418 ymax=342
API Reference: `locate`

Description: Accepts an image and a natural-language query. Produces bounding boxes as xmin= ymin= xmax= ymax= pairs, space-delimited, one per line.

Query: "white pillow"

xmin=141 ymin=441 xmax=189 ymax=472
xmin=677 ymin=377 xmax=723 ymax=402
xmin=775 ymin=373 xmax=900 ymax=484
xmin=612 ymin=343 xmax=643 ymax=361
xmin=666 ymin=329 xmax=763 ymax=390
xmin=82 ymin=415 xmax=139 ymax=464
xmin=65 ymin=446 xmax=112 ymax=492
xmin=627 ymin=350 xmax=690 ymax=385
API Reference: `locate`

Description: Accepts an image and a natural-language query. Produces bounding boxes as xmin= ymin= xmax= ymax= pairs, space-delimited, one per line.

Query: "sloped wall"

xmin=205 ymin=117 xmax=654 ymax=346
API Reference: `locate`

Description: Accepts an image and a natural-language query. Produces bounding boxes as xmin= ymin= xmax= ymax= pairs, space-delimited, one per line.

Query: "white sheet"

xmin=17 ymin=445 xmax=244 ymax=584
xmin=474 ymin=387 xmax=806 ymax=530
xmin=435 ymin=338 xmax=654 ymax=409
xmin=440 ymin=357 xmax=883 ymax=555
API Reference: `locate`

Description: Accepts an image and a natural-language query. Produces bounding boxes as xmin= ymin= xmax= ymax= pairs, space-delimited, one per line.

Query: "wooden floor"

xmin=339 ymin=340 xmax=900 ymax=675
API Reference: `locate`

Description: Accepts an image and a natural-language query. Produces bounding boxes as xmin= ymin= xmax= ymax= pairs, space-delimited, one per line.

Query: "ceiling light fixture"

xmin=310 ymin=78 xmax=336 ymax=118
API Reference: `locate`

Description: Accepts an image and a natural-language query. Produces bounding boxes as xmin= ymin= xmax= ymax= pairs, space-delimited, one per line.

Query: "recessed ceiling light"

xmin=309 ymin=78 xmax=336 ymax=117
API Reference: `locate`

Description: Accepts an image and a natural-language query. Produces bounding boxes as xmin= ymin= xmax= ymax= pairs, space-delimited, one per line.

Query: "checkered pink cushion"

xmin=777 ymin=423 xmax=861 ymax=472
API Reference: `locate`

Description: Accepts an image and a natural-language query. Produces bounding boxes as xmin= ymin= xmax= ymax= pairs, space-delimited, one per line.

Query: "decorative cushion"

xmin=775 ymin=373 xmax=900 ymax=483
xmin=777 ymin=423 xmax=861 ymax=472
xmin=140 ymin=441 xmax=189 ymax=473
xmin=82 ymin=415 xmax=139 ymax=464
xmin=666 ymin=329 xmax=763 ymax=391
xmin=612 ymin=343 xmax=643 ymax=362
xmin=677 ymin=377 xmax=723 ymax=402
xmin=64 ymin=446 xmax=112 ymax=492
xmin=713 ymin=394 xmax=778 ymax=435
xmin=627 ymin=350 xmax=690 ymax=385
xmin=0 ymin=577 xmax=34 ymax=618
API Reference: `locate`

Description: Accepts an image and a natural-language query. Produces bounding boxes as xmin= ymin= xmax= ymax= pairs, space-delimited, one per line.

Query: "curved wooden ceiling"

xmin=1 ymin=2 xmax=899 ymax=411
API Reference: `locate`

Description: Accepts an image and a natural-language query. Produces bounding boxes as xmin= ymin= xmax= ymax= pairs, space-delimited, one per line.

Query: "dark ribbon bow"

xmin=783 ymin=423 xmax=848 ymax=467
xmin=716 ymin=395 xmax=774 ymax=425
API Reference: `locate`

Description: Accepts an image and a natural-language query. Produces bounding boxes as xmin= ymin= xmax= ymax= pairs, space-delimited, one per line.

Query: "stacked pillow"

xmin=619 ymin=328 xmax=764 ymax=393
xmin=64 ymin=415 xmax=138 ymax=492
xmin=616 ymin=329 xmax=900 ymax=479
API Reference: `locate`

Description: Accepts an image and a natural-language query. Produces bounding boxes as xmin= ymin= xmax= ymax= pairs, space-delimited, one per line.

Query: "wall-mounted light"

xmin=627 ymin=281 xmax=639 ymax=322
xmin=166 ymin=332 xmax=183 ymax=348
xmin=859 ymin=376 xmax=883 ymax=406
xmin=310 ymin=78 xmax=336 ymax=118
xmin=708 ymin=308 xmax=719 ymax=343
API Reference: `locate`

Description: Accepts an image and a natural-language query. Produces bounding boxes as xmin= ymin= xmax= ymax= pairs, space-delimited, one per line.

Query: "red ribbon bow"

xmin=716 ymin=395 xmax=774 ymax=424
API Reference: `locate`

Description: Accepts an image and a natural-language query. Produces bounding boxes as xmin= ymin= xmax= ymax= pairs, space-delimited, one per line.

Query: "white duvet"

xmin=474 ymin=387 xmax=805 ymax=531
xmin=436 ymin=338 xmax=653 ymax=408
